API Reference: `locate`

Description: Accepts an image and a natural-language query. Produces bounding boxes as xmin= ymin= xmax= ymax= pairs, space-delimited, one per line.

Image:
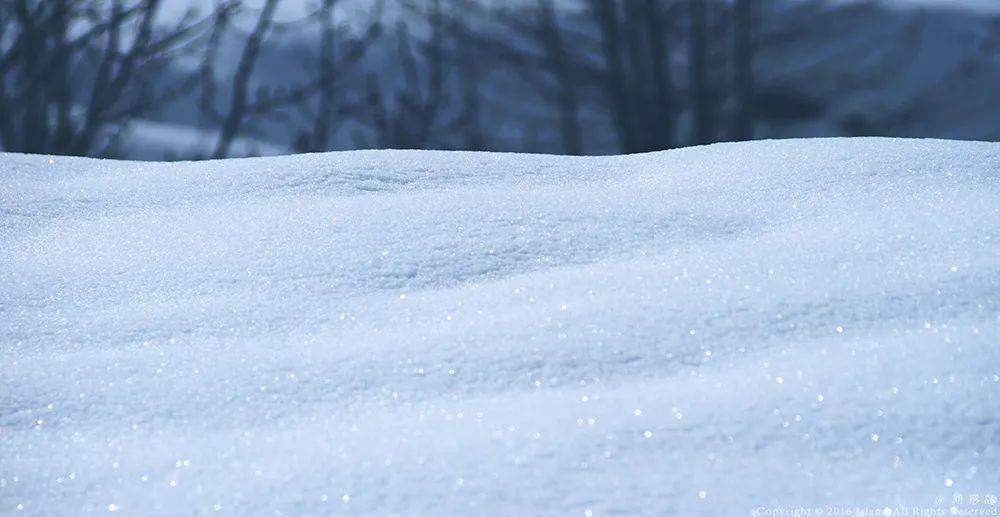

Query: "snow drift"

xmin=2 ymin=138 xmax=999 ymax=515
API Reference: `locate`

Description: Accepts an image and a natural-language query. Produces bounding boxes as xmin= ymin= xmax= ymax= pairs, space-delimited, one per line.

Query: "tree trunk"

xmin=732 ymin=0 xmax=754 ymax=141
xmin=591 ymin=0 xmax=636 ymax=153
xmin=213 ymin=0 xmax=280 ymax=159
xmin=644 ymin=0 xmax=674 ymax=150
xmin=689 ymin=0 xmax=713 ymax=145
xmin=538 ymin=0 xmax=582 ymax=155
xmin=624 ymin=1 xmax=652 ymax=151
xmin=310 ymin=0 xmax=336 ymax=152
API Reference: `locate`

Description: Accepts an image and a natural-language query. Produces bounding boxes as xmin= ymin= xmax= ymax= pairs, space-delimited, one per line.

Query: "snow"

xmin=2 ymin=137 xmax=1000 ymax=515
xmin=112 ymin=119 xmax=286 ymax=161
xmin=835 ymin=0 xmax=1000 ymax=14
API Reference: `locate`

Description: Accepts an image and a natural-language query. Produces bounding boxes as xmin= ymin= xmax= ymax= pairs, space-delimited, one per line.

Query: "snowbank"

xmin=2 ymin=138 xmax=999 ymax=515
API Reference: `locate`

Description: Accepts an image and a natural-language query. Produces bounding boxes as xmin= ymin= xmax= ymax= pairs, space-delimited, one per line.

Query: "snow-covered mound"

xmin=2 ymin=138 xmax=999 ymax=515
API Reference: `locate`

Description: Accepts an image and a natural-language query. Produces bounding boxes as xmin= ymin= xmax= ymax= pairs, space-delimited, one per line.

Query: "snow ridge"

xmin=2 ymin=138 xmax=1000 ymax=515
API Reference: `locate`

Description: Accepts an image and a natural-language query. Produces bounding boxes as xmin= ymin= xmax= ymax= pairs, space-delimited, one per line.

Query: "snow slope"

xmin=2 ymin=138 xmax=1000 ymax=515
xmin=840 ymin=0 xmax=1000 ymax=14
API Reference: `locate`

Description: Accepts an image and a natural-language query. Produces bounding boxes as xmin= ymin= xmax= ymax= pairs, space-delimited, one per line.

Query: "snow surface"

xmin=2 ymin=138 xmax=1000 ymax=515
xmin=834 ymin=0 xmax=1000 ymax=14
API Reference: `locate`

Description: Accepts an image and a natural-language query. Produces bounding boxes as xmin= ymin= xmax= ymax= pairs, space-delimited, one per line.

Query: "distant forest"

xmin=1 ymin=0 xmax=998 ymax=159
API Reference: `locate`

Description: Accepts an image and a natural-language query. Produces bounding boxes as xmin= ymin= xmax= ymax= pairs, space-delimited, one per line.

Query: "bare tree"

xmin=309 ymin=0 xmax=339 ymax=152
xmin=536 ymin=0 xmax=584 ymax=155
xmin=587 ymin=0 xmax=680 ymax=153
xmin=623 ymin=1 xmax=653 ymax=151
xmin=443 ymin=0 xmax=487 ymax=150
xmin=590 ymin=0 xmax=637 ymax=153
xmin=689 ymin=0 xmax=714 ymax=145
xmin=732 ymin=0 xmax=754 ymax=141
xmin=644 ymin=0 xmax=676 ymax=150
xmin=295 ymin=0 xmax=382 ymax=153
xmin=364 ymin=0 xmax=446 ymax=149
xmin=201 ymin=0 xmax=303 ymax=159
xmin=0 ymin=0 xmax=203 ymax=157
xmin=481 ymin=0 xmax=585 ymax=154
xmin=199 ymin=0 xmax=238 ymax=130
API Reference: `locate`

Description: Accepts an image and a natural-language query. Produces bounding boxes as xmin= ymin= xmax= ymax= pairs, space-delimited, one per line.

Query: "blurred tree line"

xmin=1 ymin=0 xmax=996 ymax=159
